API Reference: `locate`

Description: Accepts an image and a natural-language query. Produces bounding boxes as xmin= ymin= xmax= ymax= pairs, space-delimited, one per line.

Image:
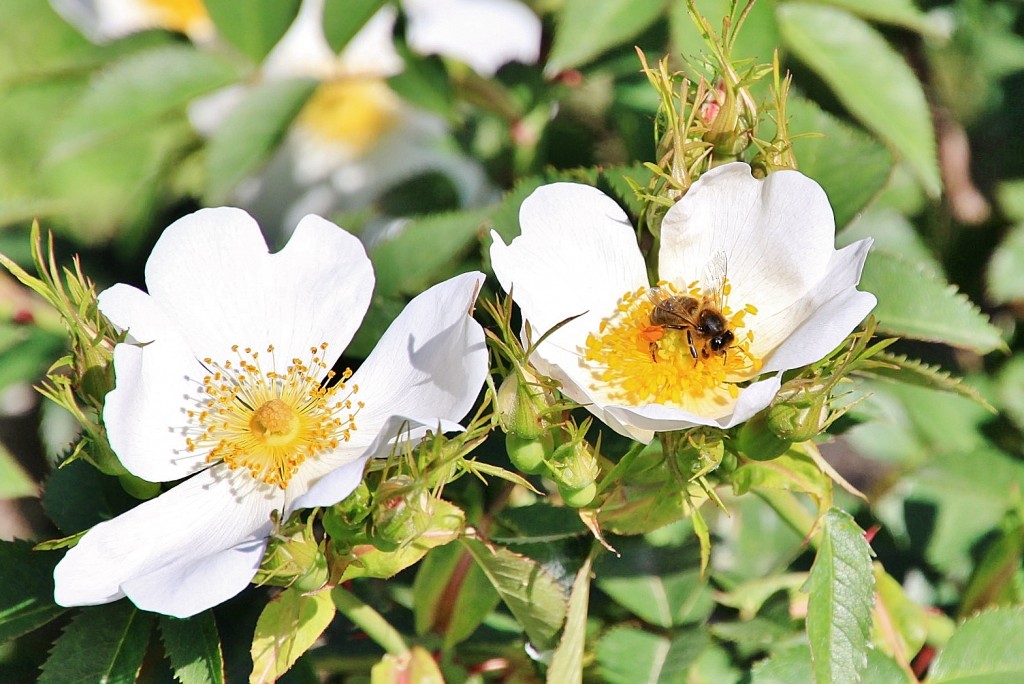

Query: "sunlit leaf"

xmin=369 ymin=645 xmax=444 ymax=684
xmin=546 ymin=551 xmax=593 ymax=684
xmin=341 ymin=500 xmax=464 ymax=581
xmin=929 ymin=607 xmax=1024 ymax=684
xmin=959 ymin=515 xmax=1024 ymax=616
xmin=750 ymin=645 xmax=813 ymax=684
xmin=871 ymin=564 xmax=932 ymax=668
xmin=595 ymin=537 xmax=713 ymax=628
xmin=160 ymin=611 xmax=226 ymax=684
xmin=787 ymin=95 xmax=893 ymax=229
xmin=986 ymin=223 xmax=1024 ymax=305
xmin=0 ymin=441 xmax=36 ymax=499
xmin=860 ymin=352 xmax=993 ymax=410
xmin=596 ymin=625 xmax=709 ymax=684
xmin=412 ymin=542 xmax=499 ymax=649
xmin=51 ymin=45 xmax=238 ymax=159
xmin=814 ymin=0 xmax=940 ymax=36
xmin=862 ymin=251 xmax=1005 ymax=354
xmin=460 ymin=537 xmax=568 ymax=649
xmin=370 ymin=208 xmax=490 ymax=299
xmin=203 ymin=78 xmax=316 ymax=204
xmin=731 ymin=448 xmax=831 ymax=506
xmin=805 ymin=508 xmax=873 ymax=684
xmin=546 ymin=0 xmax=667 ymax=75
xmin=778 ymin=3 xmax=940 ymax=197
xmin=204 ymin=0 xmax=300 ymax=62
xmin=249 ymin=588 xmax=335 ymax=684
xmin=38 ymin=602 xmax=155 ymax=684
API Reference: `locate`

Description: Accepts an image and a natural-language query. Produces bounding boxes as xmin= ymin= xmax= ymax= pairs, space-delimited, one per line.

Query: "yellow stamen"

xmin=144 ymin=0 xmax=210 ymax=34
xmin=584 ymin=285 xmax=762 ymax=409
xmin=296 ymin=79 xmax=401 ymax=156
xmin=185 ymin=343 xmax=361 ymax=489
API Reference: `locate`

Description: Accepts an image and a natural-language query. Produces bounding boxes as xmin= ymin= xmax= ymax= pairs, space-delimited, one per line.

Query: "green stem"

xmin=755 ymin=489 xmax=820 ymax=550
xmin=331 ymin=587 xmax=410 ymax=656
xmin=596 ymin=441 xmax=647 ymax=495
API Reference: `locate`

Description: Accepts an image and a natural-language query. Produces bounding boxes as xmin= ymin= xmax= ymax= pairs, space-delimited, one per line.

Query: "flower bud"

xmin=506 ymin=431 xmax=553 ymax=475
xmin=369 ymin=475 xmax=433 ymax=552
xmin=701 ymin=79 xmax=754 ymax=157
xmin=323 ymin=480 xmax=372 ymax=537
xmin=496 ymin=373 xmax=548 ymax=439
xmin=550 ymin=440 xmax=599 ymax=508
xmin=255 ymin=528 xmax=329 ymax=591
xmin=734 ymin=411 xmax=792 ymax=462
xmin=767 ymin=389 xmax=830 ymax=443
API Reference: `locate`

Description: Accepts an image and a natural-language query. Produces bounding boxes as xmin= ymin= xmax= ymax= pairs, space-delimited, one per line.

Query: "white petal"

xmin=288 ymin=456 xmax=368 ymax=511
xmin=122 ymin=538 xmax=266 ymax=618
xmin=143 ymin=208 xmax=373 ymax=371
xmin=51 ymin=0 xmax=161 ymax=42
xmin=760 ymin=239 xmax=876 ymax=373
xmin=54 ymin=468 xmax=279 ymax=616
xmin=403 ymin=0 xmax=541 ymax=76
xmin=659 ymin=163 xmax=836 ymax=321
xmin=605 ymin=375 xmax=782 ymax=432
xmin=347 ymin=271 xmax=488 ymax=442
xmin=99 ymin=285 xmax=209 ymax=481
xmin=490 ymin=183 xmax=647 ymax=345
xmin=336 ymin=7 xmax=403 ymax=78
xmin=262 ymin=0 xmax=337 ymax=80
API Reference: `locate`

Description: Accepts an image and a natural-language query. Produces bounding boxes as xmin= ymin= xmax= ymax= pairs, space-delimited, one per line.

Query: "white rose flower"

xmin=53 ymin=208 xmax=487 ymax=617
xmin=490 ymin=162 xmax=876 ymax=443
xmin=49 ymin=0 xmax=215 ymax=43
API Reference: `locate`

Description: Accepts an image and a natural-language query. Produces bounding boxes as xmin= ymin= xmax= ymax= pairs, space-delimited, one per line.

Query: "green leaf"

xmin=778 ymin=3 xmax=940 ymax=197
xmin=0 ymin=441 xmax=36 ymax=499
xmin=862 ymin=251 xmax=1005 ymax=354
xmin=412 ymin=542 xmax=500 ymax=649
xmin=0 ymin=323 xmax=64 ymax=392
xmin=787 ymin=95 xmax=893 ymax=230
xmin=986 ymin=223 xmax=1024 ymax=305
xmin=369 ymin=208 xmax=490 ymax=299
xmin=203 ymin=78 xmax=316 ymax=204
xmin=492 ymin=503 xmax=588 ymax=545
xmin=160 ymin=611 xmax=226 ymax=684
xmin=43 ymin=458 xmax=139 ymax=535
xmin=459 ymin=537 xmax=568 ymax=649
xmin=813 ymin=0 xmax=940 ymax=36
xmin=595 ymin=537 xmax=714 ymax=628
xmin=546 ymin=0 xmax=667 ymax=75
xmin=805 ymin=508 xmax=874 ymax=684
xmin=872 ymin=565 xmax=934 ymax=667
xmin=929 ymin=607 xmax=1024 ymax=684
xmin=596 ymin=626 xmax=709 ymax=684
xmin=838 ymin=207 xmax=941 ymax=274
xmin=546 ymin=551 xmax=593 ymax=684
xmin=750 ymin=645 xmax=813 ymax=684
xmin=731 ymin=448 xmax=831 ymax=505
xmin=341 ymin=499 xmax=464 ymax=581
xmin=996 ymin=355 xmax=1024 ymax=434
xmin=51 ymin=45 xmax=238 ymax=159
xmin=860 ymin=352 xmax=993 ymax=410
xmin=323 ymin=0 xmax=389 ymax=53
xmin=0 ymin=540 xmax=65 ymax=643
xmin=204 ymin=0 xmax=300 ymax=63
xmin=39 ymin=602 xmax=155 ymax=684
xmin=249 ymin=588 xmax=335 ymax=684
xmin=669 ymin=0 xmax=780 ymax=74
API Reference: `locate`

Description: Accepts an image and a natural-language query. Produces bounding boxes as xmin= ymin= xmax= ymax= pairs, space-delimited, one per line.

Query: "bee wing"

xmin=701 ymin=250 xmax=729 ymax=309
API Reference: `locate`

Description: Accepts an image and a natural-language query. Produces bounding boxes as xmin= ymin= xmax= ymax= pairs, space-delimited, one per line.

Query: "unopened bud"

xmin=497 ymin=373 xmax=548 ymax=439
xmin=323 ymin=480 xmax=372 ymax=537
xmin=255 ymin=528 xmax=329 ymax=592
xmin=767 ymin=390 xmax=829 ymax=443
xmin=701 ymin=79 xmax=754 ymax=157
xmin=550 ymin=440 xmax=599 ymax=508
xmin=370 ymin=475 xmax=433 ymax=552
xmin=506 ymin=431 xmax=553 ymax=475
xmin=734 ymin=411 xmax=792 ymax=462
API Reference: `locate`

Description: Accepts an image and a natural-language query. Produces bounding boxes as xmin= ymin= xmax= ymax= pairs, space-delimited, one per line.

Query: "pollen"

xmin=584 ymin=285 xmax=761 ymax=408
xmin=184 ymin=343 xmax=362 ymax=489
xmin=297 ymin=79 xmax=401 ymax=156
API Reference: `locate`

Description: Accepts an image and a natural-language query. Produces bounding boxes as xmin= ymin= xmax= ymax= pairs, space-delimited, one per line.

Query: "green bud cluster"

xmin=369 ymin=475 xmax=434 ymax=552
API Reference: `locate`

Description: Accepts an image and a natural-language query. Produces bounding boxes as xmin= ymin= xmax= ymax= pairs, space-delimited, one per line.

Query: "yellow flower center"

xmin=584 ymin=284 xmax=762 ymax=409
xmin=185 ymin=343 xmax=363 ymax=489
xmin=296 ymin=79 xmax=401 ymax=156
xmin=143 ymin=0 xmax=210 ymax=34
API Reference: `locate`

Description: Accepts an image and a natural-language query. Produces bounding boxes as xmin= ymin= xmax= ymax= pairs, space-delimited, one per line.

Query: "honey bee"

xmin=643 ymin=252 xmax=734 ymax=362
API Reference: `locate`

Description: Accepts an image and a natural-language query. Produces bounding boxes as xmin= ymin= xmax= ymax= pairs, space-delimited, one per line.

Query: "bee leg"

xmin=686 ymin=330 xmax=699 ymax=362
xmin=649 ymin=341 xmax=659 ymax=363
